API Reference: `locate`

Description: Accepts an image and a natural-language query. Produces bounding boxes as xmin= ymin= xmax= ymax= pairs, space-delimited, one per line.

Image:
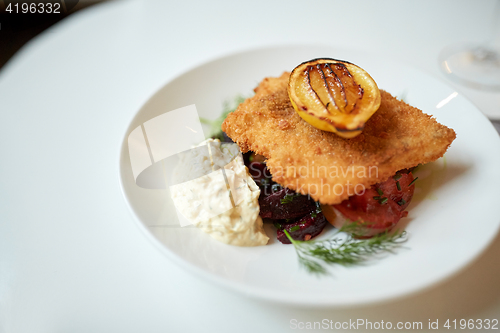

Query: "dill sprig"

xmin=284 ymin=224 xmax=407 ymax=276
xmin=199 ymin=95 xmax=247 ymax=140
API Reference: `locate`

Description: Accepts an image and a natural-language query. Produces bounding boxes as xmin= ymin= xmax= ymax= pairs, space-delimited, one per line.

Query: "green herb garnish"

xmin=397 ymin=199 xmax=406 ymax=206
xmin=310 ymin=203 xmax=322 ymax=218
xmin=408 ymin=177 xmax=418 ymax=187
xmin=396 ymin=181 xmax=401 ymax=191
xmin=393 ymin=173 xmax=402 ymax=181
xmin=289 ymin=226 xmax=301 ymax=232
xmin=273 ymin=221 xmax=282 ymax=230
xmin=374 ymin=195 xmax=389 ymax=204
xmin=199 ymin=95 xmax=247 ymax=140
xmin=376 ymin=188 xmax=384 ymax=196
xmin=280 ymin=193 xmax=299 ymax=204
xmin=284 ymin=225 xmax=407 ymax=276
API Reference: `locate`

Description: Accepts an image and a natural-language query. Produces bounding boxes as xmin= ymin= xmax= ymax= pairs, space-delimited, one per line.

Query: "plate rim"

xmin=118 ymin=44 xmax=500 ymax=307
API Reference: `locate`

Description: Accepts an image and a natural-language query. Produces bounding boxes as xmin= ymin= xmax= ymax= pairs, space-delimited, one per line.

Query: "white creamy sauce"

xmin=170 ymin=139 xmax=269 ymax=246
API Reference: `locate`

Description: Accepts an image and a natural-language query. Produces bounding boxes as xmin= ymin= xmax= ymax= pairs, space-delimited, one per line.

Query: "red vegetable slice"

xmin=331 ymin=172 xmax=415 ymax=237
xmin=259 ymin=187 xmax=316 ymax=220
xmin=276 ymin=211 xmax=328 ymax=244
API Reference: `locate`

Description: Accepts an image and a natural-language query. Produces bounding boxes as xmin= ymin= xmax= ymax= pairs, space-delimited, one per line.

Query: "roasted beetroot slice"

xmin=277 ymin=211 xmax=328 ymax=244
xmin=259 ymin=187 xmax=316 ymax=219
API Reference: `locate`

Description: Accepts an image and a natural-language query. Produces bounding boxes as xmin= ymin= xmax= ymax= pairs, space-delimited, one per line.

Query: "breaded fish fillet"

xmin=222 ymin=72 xmax=456 ymax=205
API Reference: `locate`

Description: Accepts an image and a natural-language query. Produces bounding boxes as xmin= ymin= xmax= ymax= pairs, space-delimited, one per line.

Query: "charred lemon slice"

xmin=288 ymin=58 xmax=381 ymax=139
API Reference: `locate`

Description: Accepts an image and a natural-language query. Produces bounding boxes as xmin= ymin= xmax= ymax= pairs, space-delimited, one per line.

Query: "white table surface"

xmin=1 ymin=0 xmax=499 ymax=332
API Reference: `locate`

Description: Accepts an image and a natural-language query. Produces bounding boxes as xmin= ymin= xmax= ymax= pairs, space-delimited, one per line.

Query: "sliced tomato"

xmin=375 ymin=172 xmax=415 ymax=211
xmin=331 ymin=172 xmax=415 ymax=237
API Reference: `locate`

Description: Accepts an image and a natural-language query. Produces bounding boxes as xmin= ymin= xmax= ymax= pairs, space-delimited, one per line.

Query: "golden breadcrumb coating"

xmin=222 ymin=72 xmax=456 ymax=205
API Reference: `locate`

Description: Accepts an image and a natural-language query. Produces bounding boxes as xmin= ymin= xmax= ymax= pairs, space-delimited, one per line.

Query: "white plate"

xmin=119 ymin=45 xmax=500 ymax=307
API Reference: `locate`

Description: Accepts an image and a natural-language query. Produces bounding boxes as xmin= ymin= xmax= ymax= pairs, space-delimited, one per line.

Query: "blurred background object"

xmin=438 ymin=0 xmax=500 ymax=91
xmin=0 ymin=0 xmax=102 ymax=69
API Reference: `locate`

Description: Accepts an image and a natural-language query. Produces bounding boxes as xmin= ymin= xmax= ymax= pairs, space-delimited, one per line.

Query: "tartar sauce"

xmin=170 ymin=139 xmax=269 ymax=246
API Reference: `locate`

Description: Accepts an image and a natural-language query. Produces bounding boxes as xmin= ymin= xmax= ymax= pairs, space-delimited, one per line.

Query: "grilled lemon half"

xmin=288 ymin=58 xmax=381 ymax=139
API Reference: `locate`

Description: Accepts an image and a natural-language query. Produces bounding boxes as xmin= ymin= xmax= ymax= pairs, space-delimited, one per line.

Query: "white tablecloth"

xmin=1 ymin=1 xmax=499 ymax=332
